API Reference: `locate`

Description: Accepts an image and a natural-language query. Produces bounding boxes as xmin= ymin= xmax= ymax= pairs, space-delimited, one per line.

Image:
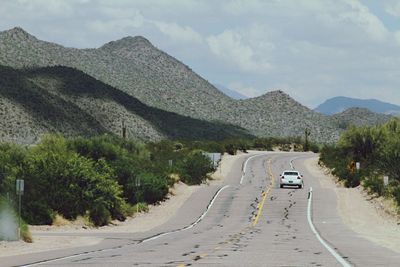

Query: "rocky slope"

xmin=332 ymin=107 xmax=392 ymax=129
xmin=0 ymin=27 xmax=385 ymax=143
xmin=0 ymin=66 xmax=250 ymax=143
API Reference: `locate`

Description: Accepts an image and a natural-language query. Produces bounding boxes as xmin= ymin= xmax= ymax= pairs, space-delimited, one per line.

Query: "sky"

xmin=1 ymin=0 xmax=400 ymax=108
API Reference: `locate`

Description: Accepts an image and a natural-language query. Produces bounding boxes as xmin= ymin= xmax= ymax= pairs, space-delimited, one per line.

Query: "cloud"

xmin=86 ymin=11 xmax=144 ymax=34
xmin=207 ymin=30 xmax=272 ymax=74
xmin=1 ymin=0 xmax=400 ymax=106
xmin=152 ymin=21 xmax=203 ymax=43
xmin=384 ymin=1 xmax=400 ymax=17
xmin=338 ymin=0 xmax=389 ymax=42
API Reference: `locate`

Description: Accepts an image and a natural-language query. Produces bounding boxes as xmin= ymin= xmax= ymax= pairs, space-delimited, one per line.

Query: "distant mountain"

xmin=235 ymin=91 xmax=340 ymax=142
xmin=315 ymin=96 xmax=400 ymax=116
xmin=214 ymin=84 xmax=247 ymax=100
xmin=332 ymin=107 xmax=392 ymax=130
xmin=0 ymin=27 xmax=386 ymax=143
xmin=0 ymin=66 xmax=251 ymax=144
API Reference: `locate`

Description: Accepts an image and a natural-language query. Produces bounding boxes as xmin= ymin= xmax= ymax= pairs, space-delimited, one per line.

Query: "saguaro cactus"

xmin=122 ymin=119 xmax=127 ymax=139
xmin=304 ymin=128 xmax=311 ymax=151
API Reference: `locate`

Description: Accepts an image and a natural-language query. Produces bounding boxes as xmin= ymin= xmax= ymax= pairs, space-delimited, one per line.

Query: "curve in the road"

xmin=307 ymin=187 xmax=352 ymax=267
xmin=22 ymin=185 xmax=231 ymax=267
xmin=240 ymin=153 xmax=269 ymax=185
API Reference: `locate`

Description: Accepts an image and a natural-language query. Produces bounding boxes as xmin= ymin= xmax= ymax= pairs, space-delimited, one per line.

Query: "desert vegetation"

xmin=0 ymin=134 xmax=317 ymax=238
xmin=320 ymin=118 xmax=400 ymax=208
xmin=0 ymin=135 xmax=217 ymax=232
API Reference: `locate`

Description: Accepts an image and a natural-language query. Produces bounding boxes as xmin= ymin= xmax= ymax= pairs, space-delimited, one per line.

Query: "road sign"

xmin=16 ymin=179 xmax=24 ymax=195
xmin=383 ymin=176 xmax=389 ymax=186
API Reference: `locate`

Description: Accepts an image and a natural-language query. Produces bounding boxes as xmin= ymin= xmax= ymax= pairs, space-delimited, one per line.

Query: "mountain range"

xmin=213 ymin=84 xmax=248 ymax=100
xmin=0 ymin=27 xmax=393 ymax=143
xmin=315 ymin=96 xmax=400 ymax=116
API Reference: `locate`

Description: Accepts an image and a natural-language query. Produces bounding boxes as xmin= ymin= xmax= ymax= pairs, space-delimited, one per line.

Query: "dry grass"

xmin=52 ymin=214 xmax=70 ymax=227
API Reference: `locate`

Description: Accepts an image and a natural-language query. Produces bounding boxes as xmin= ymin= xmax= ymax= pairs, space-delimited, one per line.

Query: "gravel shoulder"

xmin=304 ymin=156 xmax=400 ymax=253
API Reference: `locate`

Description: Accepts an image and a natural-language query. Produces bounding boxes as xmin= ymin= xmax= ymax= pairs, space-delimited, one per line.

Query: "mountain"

xmin=315 ymin=96 xmax=400 ymax=116
xmin=0 ymin=66 xmax=251 ymax=144
xmin=332 ymin=107 xmax=392 ymax=129
xmin=0 ymin=27 xmax=233 ymax=123
xmin=214 ymin=84 xmax=247 ymax=100
xmin=0 ymin=27 xmax=383 ymax=143
xmin=235 ymin=91 xmax=340 ymax=142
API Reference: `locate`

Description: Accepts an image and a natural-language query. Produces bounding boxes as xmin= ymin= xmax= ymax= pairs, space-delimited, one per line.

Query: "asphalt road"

xmin=2 ymin=152 xmax=400 ymax=266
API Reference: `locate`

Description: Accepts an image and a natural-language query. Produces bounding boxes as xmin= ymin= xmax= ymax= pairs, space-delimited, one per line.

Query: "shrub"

xmin=18 ymin=135 xmax=126 ymax=226
xmin=363 ymin=175 xmax=385 ymax=196
xmin=392 ymin=186 xmax=400 ymax=207
xmin=137 ymin=172 xmax=169 ymax=204
xmin=179 ymin=151 xmax=213 ymax=185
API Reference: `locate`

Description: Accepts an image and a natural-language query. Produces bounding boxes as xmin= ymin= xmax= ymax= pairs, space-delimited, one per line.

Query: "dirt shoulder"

xmin=304 ymin=156 xmax=400 ymax=253
xmin=0 ymin=152 xmax=242 ymax=257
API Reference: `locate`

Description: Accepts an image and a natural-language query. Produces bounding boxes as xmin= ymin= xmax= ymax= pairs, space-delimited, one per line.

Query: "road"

xmin=2 ymin=152 xmax=400 ymax=266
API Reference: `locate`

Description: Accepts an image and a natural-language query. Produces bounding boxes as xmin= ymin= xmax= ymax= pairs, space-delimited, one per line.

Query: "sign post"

xmin=135 ymin=177 xmax=141 ymax=214
xmin=356 ymin=162 xmax=360 ymax=171
xmin=383 ymin=176 xmax=389 ymax=187
xmin=16 ymin=179 xmax=24 ymax=239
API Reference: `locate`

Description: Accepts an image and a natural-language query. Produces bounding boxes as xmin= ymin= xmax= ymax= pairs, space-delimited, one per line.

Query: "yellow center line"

xmin=178 ymin=156 xmax=275 ymax=267
xmin=252 ymin=157 xmax=275 ymax=227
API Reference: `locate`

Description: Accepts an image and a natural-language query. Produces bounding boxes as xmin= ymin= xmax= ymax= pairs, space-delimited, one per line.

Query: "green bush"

xmin=179 ymin=151 xmax=213 ymax=185
xmin=392 ymin=186 xmax=400 ymax=207
xmin=137 ymin=173 xmax=168 ymax=204
xmin=17 ymin=135 xmax=126 ymax=226
xmin=363 ymin=175 xmax=385 ymax=196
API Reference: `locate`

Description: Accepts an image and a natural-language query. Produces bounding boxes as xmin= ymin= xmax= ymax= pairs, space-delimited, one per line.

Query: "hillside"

xmin=1 ymin=27 xmax=389 ymax=143
xmin=214 ymin=84 xmax=247 ymax=100
xmin=315 ymin=96 xmax=400 ymax=116
xmin=332 ymin=107 xmax=392 ymax=129
xmin=236 ymin=91 xmax=340 ymax=142
xmin=0 ymin=27 xmax=233 ymax=123
xmin=0 ymin=66 xmax=251 ymax=144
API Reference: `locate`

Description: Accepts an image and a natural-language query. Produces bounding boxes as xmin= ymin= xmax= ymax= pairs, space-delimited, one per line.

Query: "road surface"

xmin=2 ymin=152 xmax=399 ymax=266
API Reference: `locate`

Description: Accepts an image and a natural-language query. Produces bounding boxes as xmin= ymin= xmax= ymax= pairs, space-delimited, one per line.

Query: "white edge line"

xmin=240 ymin=153 xmax=268 ymax=185
xmin=23 ymin=185 xmax=231 ymax=267
xmin=142 ymin=184 xmax=230 ymax=243
xmin=307 ymin=187 xmax=352 ymax=267
xmin=290 ymin=156 xmax=300 ymax=170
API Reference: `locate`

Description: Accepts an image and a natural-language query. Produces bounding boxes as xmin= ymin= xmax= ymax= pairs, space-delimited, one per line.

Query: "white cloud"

xmin=339 ymin=0 xmax=389 ymax=42
xmin=207 ymin=30 xmax=272 ymax=74
xmin=384 ymin=1 xmax=400 ymax=17
xmin=86 ymin=11 xmax=144 ymax=34
xmin=152 ymin=21 xmax=203 ymax=43
xmin=2 ymin=0 xmax=400 ymax=106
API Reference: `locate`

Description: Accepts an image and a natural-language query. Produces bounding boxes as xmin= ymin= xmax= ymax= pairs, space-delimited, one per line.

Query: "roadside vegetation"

xmin=320 ymin=118 xmax=400 ymax=208
xmin=0 ymin=133 xmax=316 ymax=240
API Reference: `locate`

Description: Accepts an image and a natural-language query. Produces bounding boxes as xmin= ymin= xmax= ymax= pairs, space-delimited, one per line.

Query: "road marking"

xmin=23 ymin=185 xmax=231 ymax=267
xmin=240 ymin=153 xmax=269 ymax=185
xmin=289 ymin=156 xmax=301 ymax=170
xmin=252 ymin=158 xmax=275 ymax=226
xmin=307 ymin=187 xmax=352 ymax=267
xmin=141 ymin=185 xmax=230 ymax=243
